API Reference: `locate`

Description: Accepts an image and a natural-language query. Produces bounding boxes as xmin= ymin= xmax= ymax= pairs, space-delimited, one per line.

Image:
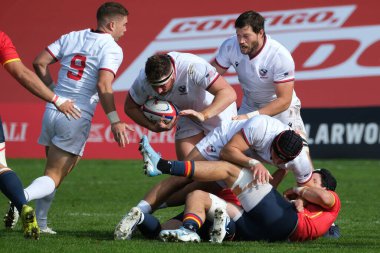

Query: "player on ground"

xmin=159 ymin=168 xmax=340 ymax=243
xmin=124 ymin=52 xmax=237 ymax=160
xmin=4 ymin=2 xmax=132 ymax=234
xmin=140 ymin=115 xmax=312 ymax=187
xmin=212 ymin=11 xmax=307 ymax=141
xmin=114 ymin=115 xmax=313 ymax=240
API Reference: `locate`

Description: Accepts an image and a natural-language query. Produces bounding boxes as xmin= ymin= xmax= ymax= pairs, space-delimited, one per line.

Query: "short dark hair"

xmin=145 ymin=54 xmax=172 ymax=84
xmin=271 ymin=130 xmax=303 ymax=162
xmin=313 ymin=168 xmax=337 ymax=191
xmin=235 ymin=10 xmax=265 ymax=34
xmin=97 ymin=2 xmax=129 ymax=23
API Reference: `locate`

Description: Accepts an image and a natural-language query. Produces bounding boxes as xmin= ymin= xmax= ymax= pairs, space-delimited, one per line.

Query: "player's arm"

xmin=234 ymin=80 xmax=294 ymax=120
xmin=270 ymin=168 xmax=288 ymax=189
xmin=258 ymin=80 xmax=293 ymax=116
xmin=4 ymin=60 xmax=54 ymax=102
xmin=220 ymin=131 xmax=272 ymax=184
xmin=180 ymin=75 xmax=236 ymax=122
xmin=33 ymin=49 xmax=81 ymax=119
xmin=200 ymin=75 xmax=236 ymax=120
xmin=97 ymin=70 xmax=133 ymax=147
xmin=211 ymin=60 xmax=228 ymax=75
xmin=124 ymin=94 xmax=173 ymax=132
xmin=33 ymin=50 xmax=57 ymax=89
xmin=284 ymin=186 xmax=336 ymax=209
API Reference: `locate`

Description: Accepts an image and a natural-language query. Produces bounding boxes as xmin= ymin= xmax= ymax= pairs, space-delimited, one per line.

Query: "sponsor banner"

xmin=113 ymin=4 xmax=380 ymax=94
xmin=0 ymin=103 xmax=176 ymax=160
xmin=2 ymin=103 xmax=379 ymax=159
xmin=303 ymin=107 xmax=380 ymax=158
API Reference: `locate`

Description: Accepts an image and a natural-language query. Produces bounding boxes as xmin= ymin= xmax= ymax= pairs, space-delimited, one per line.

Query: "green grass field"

xmin=1 ymin=159 xmax=380 ymax=253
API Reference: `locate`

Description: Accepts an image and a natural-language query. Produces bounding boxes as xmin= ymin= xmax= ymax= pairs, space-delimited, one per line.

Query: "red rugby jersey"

xmin=290 ymin=191 xmax=341 ymax=241
xmin=217 ymin=188 xmax=241 ymax=207
xmin=0 ymin=31 xmax=20 ymax=66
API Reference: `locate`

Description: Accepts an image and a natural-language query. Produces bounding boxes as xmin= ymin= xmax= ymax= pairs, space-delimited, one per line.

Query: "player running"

xmin=4 ymin=2 xmax=132 ymax=234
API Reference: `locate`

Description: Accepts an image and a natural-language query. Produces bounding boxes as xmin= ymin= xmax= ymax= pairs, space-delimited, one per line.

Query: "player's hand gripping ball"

xmin=142 ymin=98 xmax=178 ymax=124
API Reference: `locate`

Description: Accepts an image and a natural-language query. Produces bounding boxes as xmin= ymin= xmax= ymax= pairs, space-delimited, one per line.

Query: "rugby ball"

xmin=142 ymin=98 xmax=178 ymax=124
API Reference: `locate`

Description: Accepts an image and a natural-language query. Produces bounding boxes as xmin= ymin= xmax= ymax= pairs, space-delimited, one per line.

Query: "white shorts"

xmin=38 ymin=108 xmax=91 ymax=156
xmin=195 ymin=126 xmax=225 ymax=161
xmin=195 ymin=119 xmax=246 ymax=160
xmin=239 ymin=101 xmax=306 ymax=134
xmin=174 ymin=116 xmax=221 ymax=140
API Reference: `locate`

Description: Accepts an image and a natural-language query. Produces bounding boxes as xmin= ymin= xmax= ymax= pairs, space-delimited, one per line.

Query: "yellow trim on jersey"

xmin=3 ymin=58 xmax=21 ymax=66
xmin=304 ymin=211 xmax=323 ymax=219
xmin=326 ymin=191 xmax=336 ymax=208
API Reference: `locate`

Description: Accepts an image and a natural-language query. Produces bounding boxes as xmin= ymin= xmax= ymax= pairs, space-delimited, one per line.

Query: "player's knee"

xmin=0 ymin=167 xmax=12 ymax=175
xmin=206 ymin=193 xmax=227 ymax=221
xmin=186 ymin=189 xmax=208 ymax=202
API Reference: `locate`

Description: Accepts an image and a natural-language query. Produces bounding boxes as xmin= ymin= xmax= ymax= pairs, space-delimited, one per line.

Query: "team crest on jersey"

xmin=259 ymin=68 xmax=268 ymax=77
xmin=178 ymin=85 xmax=188 ymax=95
xmin=206 ymin=145 xmax=216 ymax=153
xmin=234 ymin=61 xmax=239 ymax=67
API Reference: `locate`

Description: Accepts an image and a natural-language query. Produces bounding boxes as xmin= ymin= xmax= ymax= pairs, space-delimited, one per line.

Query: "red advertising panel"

xmin=1 ymin=0 xmax=379 ymax=159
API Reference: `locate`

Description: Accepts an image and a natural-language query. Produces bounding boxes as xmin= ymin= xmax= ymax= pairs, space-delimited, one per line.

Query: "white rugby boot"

xmin=159 ymin=226 xmax=200 ymax=243
xmin=114 ymin=207 xmax=143 ymax=240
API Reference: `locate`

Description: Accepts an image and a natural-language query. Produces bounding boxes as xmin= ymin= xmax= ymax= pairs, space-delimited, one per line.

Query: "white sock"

xmin=137 ymin=200 xmax=152 ymax=214
xmin=24 ymin=176 xmax=56 ymax=202
xmin=36 ymin=190 xmax=56 ymax=229
xmin=0 ymin=142 xmax=7 ymax=167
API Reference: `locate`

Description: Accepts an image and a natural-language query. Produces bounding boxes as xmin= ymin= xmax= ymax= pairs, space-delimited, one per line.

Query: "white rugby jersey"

xmin=241 ymin=115 xmax=312 ymax=184
xmin=129 ymin=51 xmax=237 ymax=126
xmin=46 ymin=29 xmax=123 ymax=119
xmin=215 ymin=35 xmax=301 ymax=112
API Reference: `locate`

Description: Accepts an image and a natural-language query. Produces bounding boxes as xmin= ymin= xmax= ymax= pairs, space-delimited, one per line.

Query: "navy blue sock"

xmin=138 ymin=213 xmax=161 ymax=239
xmin=183 ymin=213 xmax=203 ymax=232
xmin=225 ymin=219 xmax=236 ymax=241
xmin=158 ymin=159 xmax=195 ymax=178
xmin=0 ymin=171 xmax=27 ymax=213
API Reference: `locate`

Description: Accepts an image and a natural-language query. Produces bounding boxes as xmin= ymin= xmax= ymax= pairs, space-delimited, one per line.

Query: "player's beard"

xmin=240 ymin=40 xmax=260 ymax=57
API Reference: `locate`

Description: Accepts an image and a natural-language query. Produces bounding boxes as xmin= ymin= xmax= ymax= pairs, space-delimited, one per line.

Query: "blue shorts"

xmin=235 ymin=188 xmax=298 ymax=241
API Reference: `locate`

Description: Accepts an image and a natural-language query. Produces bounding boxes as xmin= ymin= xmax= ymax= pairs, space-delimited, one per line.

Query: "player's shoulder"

xmin=248 ymin=115 xmax=276 ymax=125
xmin=266 ymin=35 xmax=292 ymax=56
xmin=0 ymin=31 xmax=13 ymax=47
xmin=222 ymin=35 xmax=238 ymax=45
xmin=132 ymin=68 xmax=149 ymax=88
xmin=170 ymin=51 xmax=203 ymax=63
xmin=220 ymin=35 xmax=238 ymax=50
xmin=171 ymin=51 xmax=210 ymax=71
xmin=0 ymin=31 xmax=9 ymax=42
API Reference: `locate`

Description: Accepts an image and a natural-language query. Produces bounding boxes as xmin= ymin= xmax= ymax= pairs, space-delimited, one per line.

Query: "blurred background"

xmin=1 ymin=0 xmax=379 ymax=159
